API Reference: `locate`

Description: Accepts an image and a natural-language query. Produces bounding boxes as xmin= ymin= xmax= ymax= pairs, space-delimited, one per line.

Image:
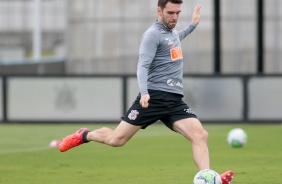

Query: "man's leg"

xmin=60 ymin=121 xmax=142 ymax=152
xmin=172 ymin=117 xmax=209 ymax=170
xmin=172 ymin=118 xmax=234 ymax=183
xmin=86 ymin=120 xmax=142 ymax=147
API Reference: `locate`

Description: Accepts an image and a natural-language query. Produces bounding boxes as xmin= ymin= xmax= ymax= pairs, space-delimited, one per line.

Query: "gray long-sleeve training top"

xmin=137 ymin=21 xmax=197 ymax=96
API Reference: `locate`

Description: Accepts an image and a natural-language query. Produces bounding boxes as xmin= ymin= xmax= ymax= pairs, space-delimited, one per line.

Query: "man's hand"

xmin=139 ymin=94 xmax=150 ymax=108
xmin=191 ymin=4 xmax=201 ymax=25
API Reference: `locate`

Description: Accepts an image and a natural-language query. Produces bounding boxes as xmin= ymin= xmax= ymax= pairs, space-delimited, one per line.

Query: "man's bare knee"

xmin=200 ymin=129 xmax=209 ymax=141
xmin=193 ymin=129 xmax=208 ymax=143
xmin=107 ymin=137 xmax=127 ymax=147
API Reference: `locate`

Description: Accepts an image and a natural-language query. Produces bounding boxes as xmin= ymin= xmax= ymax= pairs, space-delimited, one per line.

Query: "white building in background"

xmin=0 ymin=0 xmax=281 ymax=74
xmin=0 ymin=0 xmax=66 ymax=61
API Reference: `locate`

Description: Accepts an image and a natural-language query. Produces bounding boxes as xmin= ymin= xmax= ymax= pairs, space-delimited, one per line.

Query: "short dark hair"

xmin=158 ymin=0 xmax=183 ymax=9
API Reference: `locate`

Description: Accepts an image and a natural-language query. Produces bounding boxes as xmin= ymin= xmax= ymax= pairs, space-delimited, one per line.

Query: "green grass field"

xmin=0 ymin=123 xmax=281 ymax=184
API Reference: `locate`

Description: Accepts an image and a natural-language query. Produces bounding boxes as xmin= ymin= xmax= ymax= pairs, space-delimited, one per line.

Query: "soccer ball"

xmin=193 ymin=169 xmax=222 ymax=184
xmin=227 ymin=128 xmax=247 ymax=148
xmin=49 ymin=140 xmax=61 ymax=148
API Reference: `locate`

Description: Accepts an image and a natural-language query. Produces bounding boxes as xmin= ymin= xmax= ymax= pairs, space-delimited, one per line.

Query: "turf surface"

xmin=0 ymin=123 xmax=281 ymax=183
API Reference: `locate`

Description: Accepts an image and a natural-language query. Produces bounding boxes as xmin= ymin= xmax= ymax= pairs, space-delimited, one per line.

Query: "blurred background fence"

xmin=0 ymin=0 xmax=281 ymax=123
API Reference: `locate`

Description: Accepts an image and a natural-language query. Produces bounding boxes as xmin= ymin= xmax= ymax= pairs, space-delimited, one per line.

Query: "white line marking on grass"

xmin=0 ymin=146 xmax=55 ymax=154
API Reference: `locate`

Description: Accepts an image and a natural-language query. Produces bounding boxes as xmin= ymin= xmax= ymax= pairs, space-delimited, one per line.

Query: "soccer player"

xmin=60 ymin=0 xmax=233 ymax=183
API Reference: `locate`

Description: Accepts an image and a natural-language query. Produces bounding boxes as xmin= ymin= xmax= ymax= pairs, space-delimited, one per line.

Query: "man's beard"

xmin=161 ymin=17 xmax=176 ymax=29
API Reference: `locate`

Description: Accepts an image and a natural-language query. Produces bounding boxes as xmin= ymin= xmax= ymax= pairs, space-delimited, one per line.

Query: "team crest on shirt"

xmin=128 ymin=110 xmax=139 ymax=120
xmin=165 ymin=37 xmax=174 ymax=45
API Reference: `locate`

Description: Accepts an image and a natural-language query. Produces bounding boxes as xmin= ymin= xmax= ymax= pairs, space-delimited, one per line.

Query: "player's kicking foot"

xmin=60 ymin=128 xmax=89 ymax=152
xmin=220 ymin=170 xmax=234 ymax=184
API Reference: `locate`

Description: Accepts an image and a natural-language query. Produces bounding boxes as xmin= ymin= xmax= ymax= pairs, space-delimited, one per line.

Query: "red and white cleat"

xmin=59 ymin=128 xmax=89 ymax=152
xmin=220 ymin=170 xmax=234 ymax=184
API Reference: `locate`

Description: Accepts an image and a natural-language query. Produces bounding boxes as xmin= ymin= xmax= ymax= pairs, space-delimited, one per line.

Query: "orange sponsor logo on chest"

xmin=170 ymin=47 xmax=183 ymax=61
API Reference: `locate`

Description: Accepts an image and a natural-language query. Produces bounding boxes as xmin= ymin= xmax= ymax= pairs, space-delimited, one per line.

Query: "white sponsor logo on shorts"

xmin=184 ymin=108 xmax=195 ymax=115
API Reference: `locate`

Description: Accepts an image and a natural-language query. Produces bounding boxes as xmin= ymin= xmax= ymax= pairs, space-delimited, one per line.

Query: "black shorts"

xmin=122 ymin=89 xmax=197 ymax=130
